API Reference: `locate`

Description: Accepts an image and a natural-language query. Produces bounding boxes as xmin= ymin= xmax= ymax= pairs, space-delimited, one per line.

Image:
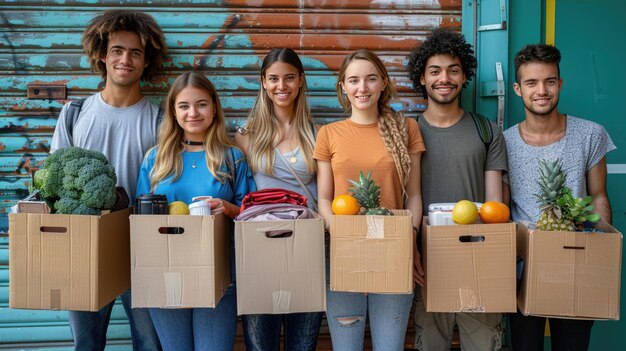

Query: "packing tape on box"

xmin=458 ymin=288 xmax=485 ymax=313
xmin=272 ymin=290 xmax=291 ymax=314
xmin=164 ymin=272 xmax=182 ymax=307
xmin=366 ymin=216 xmax=385 ymax=239
xmin=50 ymin=289 xmax=61 ymax=310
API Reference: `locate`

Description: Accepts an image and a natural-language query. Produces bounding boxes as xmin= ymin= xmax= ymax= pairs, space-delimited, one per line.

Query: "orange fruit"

xmin=332 ymin=194 xmax=360 ymax=215
xmin=479 ymin=201 xmax=510 ymax=223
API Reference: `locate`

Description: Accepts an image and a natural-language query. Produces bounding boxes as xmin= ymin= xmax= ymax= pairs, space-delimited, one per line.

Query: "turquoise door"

xmin=555 ymin=1 xmax=626 ymax=350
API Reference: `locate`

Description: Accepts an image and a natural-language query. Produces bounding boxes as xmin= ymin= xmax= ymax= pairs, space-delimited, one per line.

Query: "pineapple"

xmin=556 ymin=187 xmax=601 ymax=230
xmin=535 ymin=159 xmax=600 ymax=231
xmin=535 ymin=159 xmax=572 ymax=231
xmin=348 ymin=170 xmax=393 ymax=216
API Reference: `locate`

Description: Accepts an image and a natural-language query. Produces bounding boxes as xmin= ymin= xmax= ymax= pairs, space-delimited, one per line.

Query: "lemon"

xmin=451 ymin=200 xmax=478 ymax=224
xmin=168 ymin=201 xmax=190 ymax=215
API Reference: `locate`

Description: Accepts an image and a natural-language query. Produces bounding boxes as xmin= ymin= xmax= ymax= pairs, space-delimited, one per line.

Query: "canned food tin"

xmin=135 ymin=194 xmax=168 ymax=215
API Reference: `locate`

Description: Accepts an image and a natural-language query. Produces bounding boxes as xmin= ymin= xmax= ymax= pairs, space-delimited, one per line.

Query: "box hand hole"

xmin=458 ymin=235 xmax=486 ymax=243
xmin=265 ymin=230 xmax=293 ymax=238
xmin=563 ymin=245 xmax=585 ymax=250
xmin=158 ymin=227 xmax=185 ymax=235
xmin=40 ymin=226 xmax=67 ymax=233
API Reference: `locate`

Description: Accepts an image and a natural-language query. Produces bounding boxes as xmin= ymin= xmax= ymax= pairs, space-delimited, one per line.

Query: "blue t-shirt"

xmin=136 ymin=147 xmax=256 ymax=206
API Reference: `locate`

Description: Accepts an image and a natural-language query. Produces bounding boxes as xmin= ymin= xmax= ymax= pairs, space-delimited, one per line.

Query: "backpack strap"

xmin=224 ymin=147 xmax=236 ymax=190
xmin=65 ymin=98 xmax=163 ymax=141
xmin=469 ymin=112 xmax=493 ymax=152
xmin=155 ymin=100 xmax=164 ymax=127
xmin=415 ymin=112 xmax=493 ymax=152
xmin=65 ymin=98 xmax=86 ymax=143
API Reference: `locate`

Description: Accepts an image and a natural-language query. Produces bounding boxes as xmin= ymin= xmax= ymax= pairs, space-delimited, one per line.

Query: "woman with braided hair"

xmin=313 ymin=49 xmax=425 ymax=350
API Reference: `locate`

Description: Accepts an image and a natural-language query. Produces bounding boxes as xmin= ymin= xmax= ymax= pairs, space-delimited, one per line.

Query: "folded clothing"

xmin=236 ymin=203 xmax=314 ymax=222
xmin=240 ymin=188 xmax=307 ymax=212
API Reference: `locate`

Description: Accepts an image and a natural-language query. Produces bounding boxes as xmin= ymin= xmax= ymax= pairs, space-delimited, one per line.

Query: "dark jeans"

xmin=509 ymin=312 xmax=594 ymax=351
xmin=242 ymin=312 xmax=323 ymax=351
xmin=68 ymin=289 xmax=161 ymax=351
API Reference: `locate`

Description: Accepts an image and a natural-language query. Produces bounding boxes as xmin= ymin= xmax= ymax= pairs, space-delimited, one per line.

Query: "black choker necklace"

xmin=183 ymin=140 xmax=203 ymax=146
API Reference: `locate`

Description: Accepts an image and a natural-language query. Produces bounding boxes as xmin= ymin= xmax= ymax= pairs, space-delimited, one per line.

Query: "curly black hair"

xmin=407 ymin=29 xmax=477 ymax=96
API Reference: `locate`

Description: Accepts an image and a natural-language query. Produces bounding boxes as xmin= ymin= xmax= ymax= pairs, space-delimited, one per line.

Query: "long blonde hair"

xmin=336 ymin=49 xmax=411 ymax=185
xmin=149 ymin=71 xmax=234 ymax=191
xmin=244 ymin=48 xmax=316 ymax=175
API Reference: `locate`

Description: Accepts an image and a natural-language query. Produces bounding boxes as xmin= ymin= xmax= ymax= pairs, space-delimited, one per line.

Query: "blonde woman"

xmin=136 ymin=71 xmax=256 ymax=350
xmin=313 ymin=49 xmax=425 ymax=350
xmin=234 ymin=48 xmax=322 ymax=351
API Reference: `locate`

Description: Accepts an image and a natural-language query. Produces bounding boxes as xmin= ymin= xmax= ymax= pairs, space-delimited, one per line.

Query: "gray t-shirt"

xmin=503 ymin=115 xmax=616 ymax=223
xmin=419 ymin=112 xmax=508 ymax=214
xmin=254 ymin=148 xmax=318 ymax=210
xmin=51 ymin=93 xmax=160 ymax=204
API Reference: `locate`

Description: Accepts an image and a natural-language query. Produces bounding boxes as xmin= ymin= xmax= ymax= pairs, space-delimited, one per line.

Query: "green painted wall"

xmin=507 ymin=0 xmax=544 ymax=127
xmin=556 ymin=2 xmax=626 ymax=349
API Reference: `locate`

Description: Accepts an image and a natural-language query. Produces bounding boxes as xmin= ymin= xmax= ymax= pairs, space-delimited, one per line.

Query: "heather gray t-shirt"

xmin=503 ymin=115 xmax=616 ymax=223
xmin=254 ymin=148 xmax=318 ymax=210
xmin=51 ymin=93 xmax=160 ymax=204
xmin=419 ymin=112 xmax=508 ymax=214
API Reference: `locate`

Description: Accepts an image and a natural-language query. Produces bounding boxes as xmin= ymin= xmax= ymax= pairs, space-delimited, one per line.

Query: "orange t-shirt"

xmin=313 ymin=117 xmax=425 ymax=210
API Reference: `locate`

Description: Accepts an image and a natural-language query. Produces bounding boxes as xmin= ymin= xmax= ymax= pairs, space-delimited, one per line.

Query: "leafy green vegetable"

xmin=33 ymin=147 xmax=117 ymax=215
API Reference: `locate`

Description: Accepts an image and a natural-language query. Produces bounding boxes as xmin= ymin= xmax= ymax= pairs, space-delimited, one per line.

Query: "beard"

xmin=425 ymin=84 xmax=461 ymax=105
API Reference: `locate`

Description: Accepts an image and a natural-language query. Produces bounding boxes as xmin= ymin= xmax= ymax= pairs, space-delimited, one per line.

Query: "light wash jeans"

xmin=148 ymin=285 xmax=237 ymax=351
xmin=68 ymin=288 xmax=160 ymax=351
xmin=242 ymin=312 xmax=323 ymax=351
xmin=326 ymin=287 xmax=414 ymax=351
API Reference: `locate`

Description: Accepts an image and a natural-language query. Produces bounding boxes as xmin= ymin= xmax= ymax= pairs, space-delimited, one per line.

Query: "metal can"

xmin=135 ymin=194 xmax=168 ymax=215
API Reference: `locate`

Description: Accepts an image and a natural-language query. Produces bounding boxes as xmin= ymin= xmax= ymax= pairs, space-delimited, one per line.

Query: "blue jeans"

xmin=509 ymin=312 xmax=594 ymax=351
xmin=242 ymin=312 xmax=323 ymax=351
xmin=326 ymin=287 xmax=414 ymax=351
xmin=148 ymin=285 xmax=237 ymax=351
xmin=68 ymin=288 xmax=160 ymax=351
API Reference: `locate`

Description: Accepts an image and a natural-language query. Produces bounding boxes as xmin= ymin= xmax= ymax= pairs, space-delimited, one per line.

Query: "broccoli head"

xmin=33 ymin=147 xmax=118 ymax=215
xmin=54 ymin=197 xmax=100 ymax=215
xmin=80 ymin=173 xmax=117 ymax=209
xmin=36 ymin=149 xmax=65 ymax=199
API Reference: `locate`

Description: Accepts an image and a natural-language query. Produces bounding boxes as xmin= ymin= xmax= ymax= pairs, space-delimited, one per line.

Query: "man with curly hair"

xmin=407 ymin=29 xmax=508 ymax=350
xmin=50 ymin=10 xmax=166 ymax=351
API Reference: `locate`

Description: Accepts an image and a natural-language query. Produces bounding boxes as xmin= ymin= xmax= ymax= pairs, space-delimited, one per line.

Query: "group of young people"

xmin=49 ymin=9 xmax=615 ymax=351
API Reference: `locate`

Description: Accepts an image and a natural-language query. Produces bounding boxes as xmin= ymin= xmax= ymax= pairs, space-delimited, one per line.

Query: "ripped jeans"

xmin=325 ymin=287 xmax=414 ymax=351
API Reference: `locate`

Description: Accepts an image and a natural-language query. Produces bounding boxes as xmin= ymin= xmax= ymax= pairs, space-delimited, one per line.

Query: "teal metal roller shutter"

xmin=1 ymin=1 xmax=461 ymax=348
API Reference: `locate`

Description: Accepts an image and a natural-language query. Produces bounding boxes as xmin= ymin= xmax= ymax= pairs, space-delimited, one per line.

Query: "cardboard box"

xmin=235 ymin=216 xmax=326 ymax=315
xmin=330 ymin=210 xmax=413 ymax=293
xmin=9 ymin=208 xmax=132 ymax=311
xmin=517 ymin=222 xmax=622 ymax=320
xmin=130 ymin=213 xmax=230 ymax=308
xmin=422 ymin=218 xmax=516 ymax=313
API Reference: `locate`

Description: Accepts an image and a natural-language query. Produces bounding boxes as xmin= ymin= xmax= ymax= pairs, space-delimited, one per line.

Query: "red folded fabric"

xmin=240 ymin=188 xmax=308 ymax=212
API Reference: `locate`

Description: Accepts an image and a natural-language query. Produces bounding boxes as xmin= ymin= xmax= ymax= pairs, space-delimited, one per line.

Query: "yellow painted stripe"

xmin=546 ymin=0 xmax=556 ymax=45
